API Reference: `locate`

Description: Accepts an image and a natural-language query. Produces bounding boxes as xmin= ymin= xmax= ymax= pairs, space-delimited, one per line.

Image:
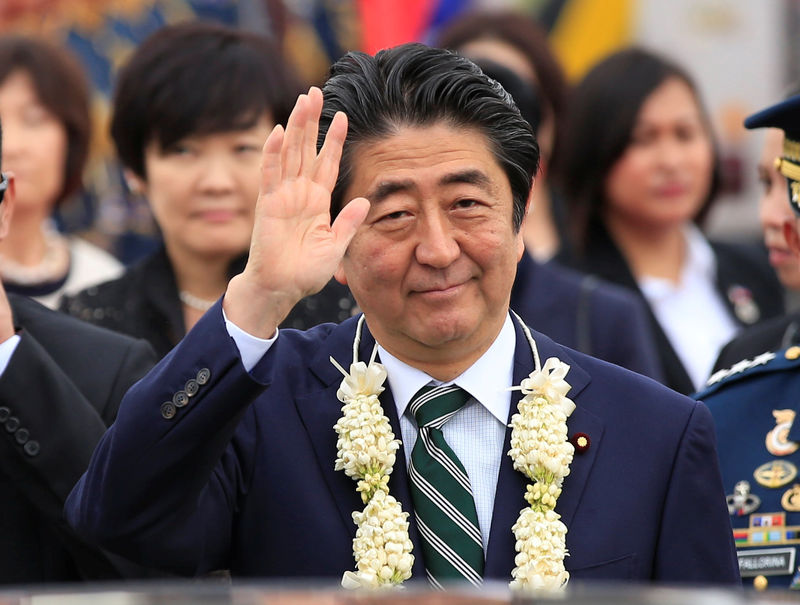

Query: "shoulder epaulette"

xmin=697 ymin=346 xmax=800 ymax=398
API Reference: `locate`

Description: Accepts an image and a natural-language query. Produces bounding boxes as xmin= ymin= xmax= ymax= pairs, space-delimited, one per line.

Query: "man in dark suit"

xmin=66 ymin=44 xmax=739 ymax=588
xmin=0 ymin=131 xmax=156 ymax=583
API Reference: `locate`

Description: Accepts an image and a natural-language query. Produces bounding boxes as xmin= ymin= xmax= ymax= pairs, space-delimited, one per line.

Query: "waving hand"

xmin=224 ymin=87 xmax=369 ymax=337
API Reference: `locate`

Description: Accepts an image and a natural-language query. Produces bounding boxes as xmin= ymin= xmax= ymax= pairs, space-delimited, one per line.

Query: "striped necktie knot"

xmin=409 ymin=384 xmax=471 ymax=430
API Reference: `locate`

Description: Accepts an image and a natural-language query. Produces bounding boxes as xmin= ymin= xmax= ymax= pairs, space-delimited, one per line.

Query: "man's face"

xmin=335 ymin=123 xmax=525 ymax=372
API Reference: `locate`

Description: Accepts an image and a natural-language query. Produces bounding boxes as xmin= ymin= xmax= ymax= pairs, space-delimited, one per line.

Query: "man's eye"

xmin=382 ymin=210 xmax=408 ymax=220
xmin=454 ymin=199 xmax=478 ymax=209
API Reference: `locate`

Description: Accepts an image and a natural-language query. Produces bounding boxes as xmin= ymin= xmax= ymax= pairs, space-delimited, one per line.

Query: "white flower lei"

xmin=332 ymin=312 xmax=575 ymax=591
xmin=507 ymin=311 xmax=576 ymax=591
xmin=332 ymin=315 xmax=414 ymax=589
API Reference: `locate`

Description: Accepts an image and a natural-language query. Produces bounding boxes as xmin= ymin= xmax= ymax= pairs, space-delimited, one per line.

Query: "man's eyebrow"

xmin=439 ymin=169 xmax=492 ymax=190
xmin=366 ymin=180 xmax=416 ymax=204
xmin=366 ymin=170 xmax=493 ymax=203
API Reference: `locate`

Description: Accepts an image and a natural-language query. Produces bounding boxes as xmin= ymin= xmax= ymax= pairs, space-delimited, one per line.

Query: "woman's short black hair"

xmin=111 ymin=21 xmax=302 ymax=179
xmin=556 ymin=47 xmax=722 ymax=249
xmin=319 ymin=43 xmax=539 ymax=232
xmin=0 ymin=35 xmax=91 ymax=203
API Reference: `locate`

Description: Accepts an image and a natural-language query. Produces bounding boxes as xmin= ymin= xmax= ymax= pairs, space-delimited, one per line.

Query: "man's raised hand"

xmin=224 ymin=87 xmax=369 ymax=337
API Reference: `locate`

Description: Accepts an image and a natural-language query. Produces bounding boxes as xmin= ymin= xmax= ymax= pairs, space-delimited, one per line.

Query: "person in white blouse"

xmin=0 ymin=35 xmax=122 ymax=308
xmin=556 ymin=47 xmax=783 ymax=394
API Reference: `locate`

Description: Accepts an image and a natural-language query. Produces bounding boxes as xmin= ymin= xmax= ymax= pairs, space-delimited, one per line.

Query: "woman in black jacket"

xmin=62 ymin=23 xmax=357 ymax=358
xmin=555 ymin=48 xmax=783 ymax=394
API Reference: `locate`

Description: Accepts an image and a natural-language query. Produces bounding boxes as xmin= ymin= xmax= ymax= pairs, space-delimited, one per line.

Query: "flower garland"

xmin=507 ymin=312 xmax=576 ymax=590
xmin=332 ymin=315 xmax=414 ymax=589
xmin=331 ymin=312 xmax=575 ymax=591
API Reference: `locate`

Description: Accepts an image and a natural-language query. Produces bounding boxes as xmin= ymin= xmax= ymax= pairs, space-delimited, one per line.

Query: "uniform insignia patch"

xmin=766 ymin=410 xmax=800 ymax=456
xmin=783 ymin=484 xmax=800 ymax=512
xmin=755 ymin=460 xmax=798 ymax=488
xmin=727 ymin=480 xmax=761 ymax=516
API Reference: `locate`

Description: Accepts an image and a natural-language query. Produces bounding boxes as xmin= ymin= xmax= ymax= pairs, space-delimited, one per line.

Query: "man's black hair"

xmin=319 ymin=43 xmax=539 ymax=231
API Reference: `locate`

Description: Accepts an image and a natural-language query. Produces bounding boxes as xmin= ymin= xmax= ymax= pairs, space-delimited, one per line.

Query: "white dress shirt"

xmin=225 ymin=311 xmax=517 ymax=552
xmin=638 ymin=225 xmax=738 ymax=392
xmin=0 ymin=334 xmax=20 ymax=376
xmin=377 ymin=315 xmax=515 ymax=551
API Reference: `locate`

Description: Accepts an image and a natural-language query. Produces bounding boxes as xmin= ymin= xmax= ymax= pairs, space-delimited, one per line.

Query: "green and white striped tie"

xmin=408 ymin=384 xmax=484 ymax=588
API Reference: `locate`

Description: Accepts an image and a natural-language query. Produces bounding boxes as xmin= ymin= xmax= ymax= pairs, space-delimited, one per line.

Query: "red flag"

xmin=357 ymin=0 xmax=436 ymax=55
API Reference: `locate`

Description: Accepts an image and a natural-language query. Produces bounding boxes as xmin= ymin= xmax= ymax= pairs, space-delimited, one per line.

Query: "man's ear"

xmin=0 ymin=172 xmax=16 ymax=240
xmin=515 ymin=186 xmax=535 ymax=261
xmin=524 ymin=184 xmax=534 ymax=221
xmin=334 ymin=262 xmax=348 ymax=286
xmin=784 ymin=219 xmax=800 ymax=258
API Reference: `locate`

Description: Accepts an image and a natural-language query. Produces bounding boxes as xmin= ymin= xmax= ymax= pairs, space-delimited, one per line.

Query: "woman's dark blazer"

xmin=566 ymin=222 xmax=784 ymax=394
xmin=60 ymin=246 xmax=358 ymax=359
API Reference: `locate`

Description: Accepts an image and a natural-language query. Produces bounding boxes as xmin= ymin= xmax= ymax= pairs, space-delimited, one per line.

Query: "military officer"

xmin=697 ymin=93 xmax=800 ymax=591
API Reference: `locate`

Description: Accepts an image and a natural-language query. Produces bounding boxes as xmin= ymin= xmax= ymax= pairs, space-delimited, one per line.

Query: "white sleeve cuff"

xmin=0 ymin=334 xmax=21 ymax=377
xmin=222 ymin=310 xmax=278 ymax=372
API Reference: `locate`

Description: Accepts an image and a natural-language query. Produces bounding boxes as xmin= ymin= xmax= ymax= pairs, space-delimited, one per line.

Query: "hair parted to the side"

xmin=0 ymin=35 xmax=90 ymax=204
xmin=318 ymin=43 xmax=539 ymax=232
xmin=111 ymin=21 xmax=302 ymax=179
xmin=556 ymin=47 xmax=721 ymax=252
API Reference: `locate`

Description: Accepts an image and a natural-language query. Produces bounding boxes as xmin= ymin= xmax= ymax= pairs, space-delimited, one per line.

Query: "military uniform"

xmin=696 ymin=346 xmax=800 ymax=590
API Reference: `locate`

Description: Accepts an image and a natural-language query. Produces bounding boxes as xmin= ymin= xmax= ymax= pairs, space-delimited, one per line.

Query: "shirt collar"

xmin=638 ymin=223 xmax=716 ymax=298
xmin=378 ymin=313 xmax=515 ymax=425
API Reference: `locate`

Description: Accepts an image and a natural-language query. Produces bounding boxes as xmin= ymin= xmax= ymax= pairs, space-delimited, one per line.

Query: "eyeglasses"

xmin=0 ymin=173 xmax=7 ymax=205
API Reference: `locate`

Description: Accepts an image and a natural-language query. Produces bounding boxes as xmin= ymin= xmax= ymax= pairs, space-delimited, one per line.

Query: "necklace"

xmin=178 ymin=290 xmax=216 ymax=311
xmin=0 ymin=220 xmax=69 ymax=286
xmin=332 ymin=312 xmax=575 ymax=591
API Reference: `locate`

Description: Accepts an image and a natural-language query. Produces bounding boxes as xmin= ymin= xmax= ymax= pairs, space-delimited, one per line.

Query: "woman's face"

xmin=603 ymin=77 xmax=714 ymax=232
xmin=0 ymin=70 xmax=68 ymax=215
xmin=132 ymin=115 xmax=272 ymax=262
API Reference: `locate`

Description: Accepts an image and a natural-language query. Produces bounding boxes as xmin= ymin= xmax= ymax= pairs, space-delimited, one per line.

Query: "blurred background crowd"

xmin=2 ymin=0 xmax=798 ymax=265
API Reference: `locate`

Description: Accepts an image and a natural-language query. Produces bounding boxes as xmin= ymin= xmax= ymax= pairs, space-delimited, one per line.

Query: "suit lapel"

xmin=484 ymin=321 xmax=602 ymax=579
xmin=293 ymin=317 xmax=425 ymax=579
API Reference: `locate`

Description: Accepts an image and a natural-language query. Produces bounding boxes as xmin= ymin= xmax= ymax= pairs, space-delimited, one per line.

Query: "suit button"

xmin=161 ymin=401 xmax=177 ymax=419
xmin=196 ymin=368 xmax=211 ymax=385
xmin=23 ymin=440 xmax=40 ymax=457
xmin=173 ymin=391 xmax=189 ymax=407
xmin=185 ymin=379 xmax=199 ymax=397
xmin=15 ymin=428 xmax=29 ymax=444
xmin=0 ymin=407 xmax=9 ymax=422
xmin=5 ymin=417 xmax=19 ymax=432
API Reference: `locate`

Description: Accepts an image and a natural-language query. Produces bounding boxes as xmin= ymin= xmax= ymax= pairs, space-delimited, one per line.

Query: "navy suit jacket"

xmin=511 ymin=254 xmax=662 ymax=381
xmin=66 ymin=303 xmax=739 ymax=585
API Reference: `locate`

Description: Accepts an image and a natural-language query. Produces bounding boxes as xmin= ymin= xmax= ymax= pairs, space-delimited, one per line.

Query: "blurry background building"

xmin=1 ymin=0 xmax=798 ymax=261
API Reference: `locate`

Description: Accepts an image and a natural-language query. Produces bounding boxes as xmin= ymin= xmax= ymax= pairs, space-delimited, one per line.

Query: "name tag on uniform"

xmin=738 ymin=547 xmax=796 ymax=576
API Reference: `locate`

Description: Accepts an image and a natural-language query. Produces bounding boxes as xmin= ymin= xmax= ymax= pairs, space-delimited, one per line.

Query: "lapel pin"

xmin=571 ymin=432 xmax=590 ymax=453
xmin=727 ymin=285 xmax=760 ymax=324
